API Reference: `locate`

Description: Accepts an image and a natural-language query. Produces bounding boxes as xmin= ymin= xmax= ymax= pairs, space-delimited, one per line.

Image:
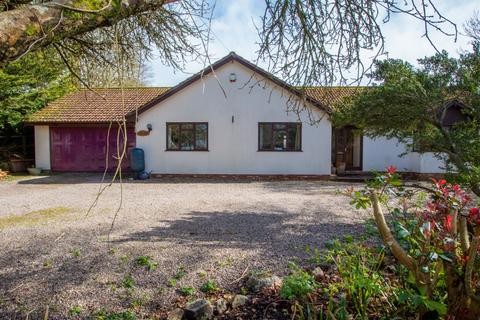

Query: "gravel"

xmin=0 ymin=174 xmax=368 ymax=318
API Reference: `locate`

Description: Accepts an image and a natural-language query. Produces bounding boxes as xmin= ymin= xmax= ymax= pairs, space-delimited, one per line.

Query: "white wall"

xmin=136 ymin=62 xmax=331 ymax=175
xmin=363 ymin=136 xmax=446 ymax=173
xmin=34 ymin=125 xmax=51 ymax=170
xmin=418 ymin=153 xmax=445 ymax=173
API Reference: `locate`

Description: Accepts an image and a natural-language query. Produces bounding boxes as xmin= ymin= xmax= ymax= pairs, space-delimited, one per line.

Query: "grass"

xmin=0 ymin=207 xmax=72 ymax=229
xmin=179 ymin=286 xmax=195 ymax=296
xmin=200 ymin=279 xmax=218 ymax=293
xmin=134 ymin=256 xmax=157 ymax=271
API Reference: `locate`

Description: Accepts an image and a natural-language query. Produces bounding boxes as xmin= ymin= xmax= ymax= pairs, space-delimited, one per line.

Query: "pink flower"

xmin=444 ymin=215 xmax=453 ymax=232
xmin=470 ymin=208 xmax=479 ymax=216
xmin=386 ymin=166 xmax=397 ymax=174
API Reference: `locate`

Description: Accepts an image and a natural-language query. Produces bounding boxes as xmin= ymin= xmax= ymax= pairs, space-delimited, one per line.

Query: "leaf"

xmin=439 ymin=253 xmax=453 ymax=263
xmin=424 ymin=300 xmax=447 ymax=315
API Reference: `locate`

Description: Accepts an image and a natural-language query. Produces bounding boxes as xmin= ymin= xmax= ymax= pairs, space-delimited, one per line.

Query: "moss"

xmin=0 ymin=207 xmax=72 ymax=229
xmin=25 ymin=24 xmax=40 ymax=36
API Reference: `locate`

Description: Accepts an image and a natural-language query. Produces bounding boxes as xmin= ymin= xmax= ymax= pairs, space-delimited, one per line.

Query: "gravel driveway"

xmin=0 ymin=174 xmax=368 ymax=318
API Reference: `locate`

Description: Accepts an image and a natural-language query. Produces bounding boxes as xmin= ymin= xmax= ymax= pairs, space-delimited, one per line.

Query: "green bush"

xmin=280 ymin=262 xmax=317 ymax=301
xmin=200 ymin=279 xmax=218 ymax=293
xmin=134 ymin=256 xmax=157 ymax=271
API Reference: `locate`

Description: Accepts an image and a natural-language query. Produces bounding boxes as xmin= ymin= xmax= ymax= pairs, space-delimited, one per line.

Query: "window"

xmin=166 ymin=122 xmax=208 ymax=151
xmin=258 ymin=122 xmax=302 ymax=151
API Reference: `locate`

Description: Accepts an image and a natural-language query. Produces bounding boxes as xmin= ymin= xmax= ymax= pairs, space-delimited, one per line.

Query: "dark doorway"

xmin=332 ymin=126 xmax=363 ymax=171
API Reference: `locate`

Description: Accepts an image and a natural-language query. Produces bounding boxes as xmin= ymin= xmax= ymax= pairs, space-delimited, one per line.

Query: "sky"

xmin=146 ymin=0 xmax=480 ymax=87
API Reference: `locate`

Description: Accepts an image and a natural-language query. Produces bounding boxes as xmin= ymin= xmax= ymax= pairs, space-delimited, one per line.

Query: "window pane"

xmin=259 ymin=124 xmax=273 ymax=150
xmin=195 ymin=124 xmax=208 ymax=149
xmin=273 ymin=123 xmax=286 ymax=130
xmin=287 ymin=124 xmax=301 ymax=150
xmin=167 ymin=124 xmax=179 ymax=149
xmin=180 ymin=130 xmax=194 ymax=150
xmin=273 ymin=129 xmax=287 ymax=150
xmin=181 ymin=123 xmax=193 ymax=130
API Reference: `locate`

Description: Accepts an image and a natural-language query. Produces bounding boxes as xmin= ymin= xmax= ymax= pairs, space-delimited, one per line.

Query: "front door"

xmin=332 ymin=126 xmax=363 ymax=171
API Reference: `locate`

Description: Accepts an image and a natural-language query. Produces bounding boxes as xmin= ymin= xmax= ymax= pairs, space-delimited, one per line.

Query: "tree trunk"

xmin=444 ymin=263 xmax=480 ymax=319
xmin=0 ymin=0 xmax=174 ymax=65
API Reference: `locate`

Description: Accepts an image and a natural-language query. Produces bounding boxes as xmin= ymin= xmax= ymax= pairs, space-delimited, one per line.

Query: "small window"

xmin=166 ymin=122 xmax=208 ymax=151
xmin=258 ymin=122 xmax=302 ymax=151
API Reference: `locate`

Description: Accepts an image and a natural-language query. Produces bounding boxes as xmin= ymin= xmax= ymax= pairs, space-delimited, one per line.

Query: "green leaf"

xmin=424 ymin=300 xmax=447 ymax=315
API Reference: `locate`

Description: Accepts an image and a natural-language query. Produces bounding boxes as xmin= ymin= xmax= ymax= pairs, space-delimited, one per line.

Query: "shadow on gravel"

xmin=115 ymin=210 xmax=366 ymax=260
xmin=17 ymin=173 xmax=341 ymax=186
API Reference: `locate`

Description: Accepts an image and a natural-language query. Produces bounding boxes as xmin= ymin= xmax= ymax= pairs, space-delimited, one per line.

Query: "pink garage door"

xmin=50 ymin=126 xmax=136 ymax=172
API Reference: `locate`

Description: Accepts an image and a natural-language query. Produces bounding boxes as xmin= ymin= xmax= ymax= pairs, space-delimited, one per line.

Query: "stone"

xmin=167 ymin=308 xmax=184 ymax=320
xmin=231 ymin=294 xmax=248 ymax=309
xmin=215 ymin=298 xmax=228 ymax=314
xmin=246 ymin=274 xmax=282 ymax=292
xmin=312 ymin=267 xmax=325 ymax=279
xmin=184 ymin=299 xmax=213 ymax=320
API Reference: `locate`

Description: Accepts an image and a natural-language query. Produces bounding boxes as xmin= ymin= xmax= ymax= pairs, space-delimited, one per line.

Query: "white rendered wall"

xmin=363 ymin=136 xmax=420 ymax=172
xmin=363 ymin=136 xmax=446 ymax=173
xmin=34 ymin=125 xmax=51 ymax=170
xmin=136 ymin=62 xmax=331 ymax=175
xmin=418 ymin=153 xmax=445 ymax=173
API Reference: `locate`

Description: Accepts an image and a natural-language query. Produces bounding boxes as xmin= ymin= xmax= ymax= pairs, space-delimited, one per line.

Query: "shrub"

xmin=134 ymin=256 xmax=157 ymax=271
xmin=200 ymin=279 xmax=218 ymax=293
xmin=347 ymin=167 xmax=480 ymax=319
xmin=179 ymin=286 xmax=195 ymax=296
xmin=280 ymin=262 xmax=317 ymax=301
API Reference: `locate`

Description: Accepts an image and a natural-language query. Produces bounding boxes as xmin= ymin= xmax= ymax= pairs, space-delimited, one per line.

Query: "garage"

xmin=27 ymin=88 xmax=168 ymax=172
xmin=50 ymin=126 xmax=136 ymax=172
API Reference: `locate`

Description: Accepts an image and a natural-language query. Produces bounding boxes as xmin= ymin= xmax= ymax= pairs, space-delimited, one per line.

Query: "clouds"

xmin=147 ymin=0 xmax=479 ymax=86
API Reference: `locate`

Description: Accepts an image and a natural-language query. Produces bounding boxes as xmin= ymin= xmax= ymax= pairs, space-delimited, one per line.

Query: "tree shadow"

xmin=114 ymin=209 xmax=366 ymax=263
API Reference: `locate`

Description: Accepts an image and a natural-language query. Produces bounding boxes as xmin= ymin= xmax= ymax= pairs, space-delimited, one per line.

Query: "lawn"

xmin=0 ymin=174 xmax=368 ymax=318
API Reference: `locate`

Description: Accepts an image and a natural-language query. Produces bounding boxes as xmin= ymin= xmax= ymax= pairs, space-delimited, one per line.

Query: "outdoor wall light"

xmin=229 ymin=72 xmax=237 ymax=82
xmin=146 ymin=123 xmax=153 ymax=132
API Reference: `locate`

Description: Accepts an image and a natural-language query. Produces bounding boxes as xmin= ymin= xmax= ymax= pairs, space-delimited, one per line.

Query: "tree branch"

xmin=0 ymin=0 xmax=177 ymax=65
xmin=370 ymin=191 xmax=416 ymax=272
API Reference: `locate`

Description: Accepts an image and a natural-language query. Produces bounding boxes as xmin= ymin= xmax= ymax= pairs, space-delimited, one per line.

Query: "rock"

xmin=184 ymin=299 xmax=213 ymax=320
xmin=246 ymin=274 xmax=282 ymax=292
xmin=312 ymin=267 xmax=325 ymax=279
xmin=215 ymin=298 xmax=228 ymax=314
xmin=232 ymin=294 xmax=248 ymax=308
xmin=167 ymin=308 xmax=184 ymax=320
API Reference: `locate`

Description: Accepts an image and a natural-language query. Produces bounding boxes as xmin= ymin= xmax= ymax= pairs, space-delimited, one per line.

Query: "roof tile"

xmin=27 ymin=87 xmax=169 ymax=123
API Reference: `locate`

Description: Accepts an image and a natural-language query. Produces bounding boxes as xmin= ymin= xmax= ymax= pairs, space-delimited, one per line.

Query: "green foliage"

xmin=179 ymin=286 xmax=195 ymax=296
xmin=134 ymin=256 xmax=157 ymax=271
xmin=69 ymin=305 xmax=82 ymax=316
xmin=324 ymin=240 xmax=386 ymax=319
xmin=346 ymin=170 xmax=480 ymax=317
xmin=0 ymin=49 xmax=74 ymax=132
xmin=280 ymin=262 xmax=317 ymax=301
xmin=71 ymin=249 xmax=81 ymax=258
xmin=94 ymin=309 xmax=137 ymax=320
xmin=200 ymin=279 xmax=218 ymax=293
xmin=333 ymin=47 xmax=480 ymax=194
xmin=121 ymin=275 xmax=135 ymax=289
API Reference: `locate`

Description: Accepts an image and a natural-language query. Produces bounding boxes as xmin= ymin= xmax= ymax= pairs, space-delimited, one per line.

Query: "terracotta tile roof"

xmin=27 ymin=85 xmax=368 ymax=124
xmin=27 ymin=87 xmax=169 ymax=123
xmin=301 ymin=86 xmax=369 ymax=110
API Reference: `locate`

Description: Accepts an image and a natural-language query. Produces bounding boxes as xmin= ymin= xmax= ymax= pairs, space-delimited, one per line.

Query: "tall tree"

xmin=332 ymin=41 xmax=480 ymax=194
xmin=0 ymin=0 xmax=458 ymax=88
xmin=0 ymin=49 xmax=74 ymax=133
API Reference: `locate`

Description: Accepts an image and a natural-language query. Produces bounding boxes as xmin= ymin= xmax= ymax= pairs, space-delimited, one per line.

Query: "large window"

xmin=166 ymin=122 xmax=208 ymax=151
xmin=258 ymin=122 xmax=302 ymax=151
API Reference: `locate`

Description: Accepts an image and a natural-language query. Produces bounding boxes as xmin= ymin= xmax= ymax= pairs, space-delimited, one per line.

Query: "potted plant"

xmin=27 ymin=166 xmax=42 ymax=175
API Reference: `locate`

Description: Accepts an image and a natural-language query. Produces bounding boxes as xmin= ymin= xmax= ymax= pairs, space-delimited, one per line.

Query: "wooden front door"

xmin=332 ymin=126 xmax=363 ymax=171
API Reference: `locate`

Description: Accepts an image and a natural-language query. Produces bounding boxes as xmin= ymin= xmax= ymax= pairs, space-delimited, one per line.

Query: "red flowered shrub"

xmin=347 ymin=168 xmax=480 ymax=319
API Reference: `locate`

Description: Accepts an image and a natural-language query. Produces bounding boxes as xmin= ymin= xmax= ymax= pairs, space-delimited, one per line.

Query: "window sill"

xmin=257 ymin=149 xmax=303 ymax=152
xmin=165 ymin=149 xmax=209 ymax=152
